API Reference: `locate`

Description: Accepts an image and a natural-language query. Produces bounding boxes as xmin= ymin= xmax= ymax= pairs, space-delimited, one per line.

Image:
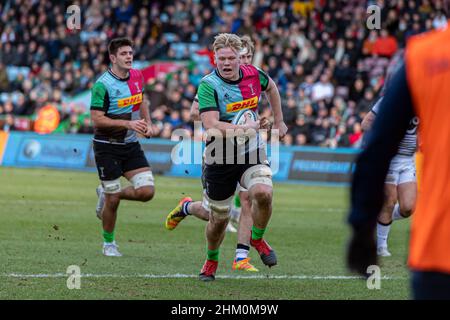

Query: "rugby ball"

xmin=231 ymin=109 xmax=258 ymax=125
xmin=231 ymin=109 xmax=258 ymax=145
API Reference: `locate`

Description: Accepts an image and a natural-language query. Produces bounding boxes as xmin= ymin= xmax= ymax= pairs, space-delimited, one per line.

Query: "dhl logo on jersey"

xmin=226 ymin=96 xmax=258 ymax=113
xmin=117 ymin=93 xmax=143 ymax=108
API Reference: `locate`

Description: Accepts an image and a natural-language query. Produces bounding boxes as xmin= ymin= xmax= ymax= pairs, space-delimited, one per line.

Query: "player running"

xmin=90 ymin=37 xmax=155 ymax=257
xmin=361 ymin=50 xmax=418 ymax=257
xmin=166 ymin=36 xmax=271 ymax=272
xmin=168 ymin=33 xmax=286 ymax=281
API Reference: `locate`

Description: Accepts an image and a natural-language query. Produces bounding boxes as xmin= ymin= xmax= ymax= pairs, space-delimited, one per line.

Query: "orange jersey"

xmin=405 ymin=24 xmax=450 ymax=273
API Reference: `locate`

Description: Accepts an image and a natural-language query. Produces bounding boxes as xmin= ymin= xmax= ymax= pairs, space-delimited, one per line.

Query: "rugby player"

xmin=90 ymin=37 xmax=155 ymax=257
xmin=168 ymin=33 xmax=287 ymax=281
xmin=165 ymin=36 xmax=271 ymax=272
xmin=361 ymin=50 xmax=418 ymax=257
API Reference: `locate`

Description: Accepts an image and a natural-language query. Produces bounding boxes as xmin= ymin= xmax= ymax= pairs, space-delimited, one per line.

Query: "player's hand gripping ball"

xmin=231 ymin=109 xmax=258 ymax=145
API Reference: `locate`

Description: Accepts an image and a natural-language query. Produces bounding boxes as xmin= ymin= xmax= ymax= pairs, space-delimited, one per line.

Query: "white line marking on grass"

xmin=2 ymin=273 xmax=406 ymax=280
xmin=0 ymin=199 xmax=83 ymax=206
xmin=282 ymin=207 xmax=346 ymax=213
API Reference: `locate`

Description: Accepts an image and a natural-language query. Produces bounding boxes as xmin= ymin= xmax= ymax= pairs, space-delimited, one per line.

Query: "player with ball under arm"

xmin=167 ymin=33 xmax=287 ymax=281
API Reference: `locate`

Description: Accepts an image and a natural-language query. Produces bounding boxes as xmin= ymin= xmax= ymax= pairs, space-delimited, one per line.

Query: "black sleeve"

xmin=349 ymin=63 xmax=415 ymax=227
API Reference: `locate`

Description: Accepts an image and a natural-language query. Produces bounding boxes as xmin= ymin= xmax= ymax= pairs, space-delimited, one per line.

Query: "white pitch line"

xmin=2 ymin=273 xmax=405 ymax=280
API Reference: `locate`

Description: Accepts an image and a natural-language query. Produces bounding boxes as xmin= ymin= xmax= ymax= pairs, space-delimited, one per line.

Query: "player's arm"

xmin=140 ymin=95 xmax=153 ymax=137
xmin=259 ymin=70 xmax=287 ymax=139
xmin=90 ymin=82 xmax=147 ymax=134
xmin=361 ymin=96 xmax=383 ymax=132
xmin=348 ymin=63 xmax=415 ymax=274
xmin=198 ymin=82 xmax=259 ymax=135
xmin=361 ymin=111 xmax=376 ymax=132
xmin=190 ymin=95 xmax=200 ymax=121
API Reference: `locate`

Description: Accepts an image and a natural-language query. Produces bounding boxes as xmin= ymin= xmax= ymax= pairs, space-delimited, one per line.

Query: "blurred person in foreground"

xmin=348 ymin=26 xmax=450 ymax=299
xmin=361 ymin=49 xmax=418 ymax=257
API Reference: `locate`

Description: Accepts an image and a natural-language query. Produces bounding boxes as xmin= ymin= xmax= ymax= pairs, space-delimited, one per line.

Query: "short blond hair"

xmin=213 ymin=33 xmax=242 ymax=53
xmin=240 ymin=35 xmax=255 ymax=55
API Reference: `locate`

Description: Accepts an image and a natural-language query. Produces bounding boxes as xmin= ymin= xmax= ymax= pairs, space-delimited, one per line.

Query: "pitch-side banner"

xmin=1 ymin=132 xmax=362 ymax=186
xmin=2 ymin=132 xmax=91 ymax=169
xmin=287 ymin=147 xmax=359 ymax=184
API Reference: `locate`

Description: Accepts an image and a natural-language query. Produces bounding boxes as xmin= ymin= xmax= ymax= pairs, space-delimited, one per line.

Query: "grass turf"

xmin=0 ymin=167 xmax=411 ymax=299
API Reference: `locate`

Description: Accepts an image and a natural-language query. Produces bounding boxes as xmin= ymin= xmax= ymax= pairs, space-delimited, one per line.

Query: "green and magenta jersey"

xmin=197 ymin=65 xmax=270 ymax=160
xmin=197 ymin=64 xmax=269 ymax=121
xmin=90 ymin=69 xmax=144 ymax=144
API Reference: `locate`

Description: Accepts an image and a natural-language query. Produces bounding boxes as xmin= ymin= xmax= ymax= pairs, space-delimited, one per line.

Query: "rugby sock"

xmin=182 ymin=201 xmax=192 ymax=216
xmin=207 ymin=248 xmax=219 ymax=262
xmin=376 ymin=222 xmax=391 ymax=248
xmin=392 ymin=203 xmax=405 ymax=221
xmin=251 ymin=226 xmax=266 ymax=241
xmin=234 ymin=195 xmax=241 ymax=209
xmin=103 ymin=230 xmax=115 ymax=244
xmin=235 ymin=244 xmax=250 ymax=261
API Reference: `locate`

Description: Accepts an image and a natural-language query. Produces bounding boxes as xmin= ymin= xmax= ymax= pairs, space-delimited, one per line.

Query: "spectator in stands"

xmin=0 ymin=62 xmax=9 ymax=92
xmin=0 ymin=0 xmax=443 ymax=148
xmin=349 ymin=122 xmax=363 ymax=147
xmin=372 ymin=29 xmax=399 ymax=58
xmin=311 ymin=74 xmax=334 ymax=102
xmin=1 ymin=114 xmax=16 ymax=132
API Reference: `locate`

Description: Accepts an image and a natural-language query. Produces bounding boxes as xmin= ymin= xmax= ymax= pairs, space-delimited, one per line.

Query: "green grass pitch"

xmin=0 ymin=167 xmax=411 ymax=299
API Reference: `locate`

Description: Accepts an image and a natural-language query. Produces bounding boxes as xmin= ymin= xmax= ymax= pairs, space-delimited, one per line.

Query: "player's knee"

xmin=202 ymin=191 xmax=232 ymax=220
xmin=400 ymin=204 xmax=414 ymax=217
xmin=210 ymin=205 xmax=231 ymax=221
xmin=252 ymin=185 xmax=272 ymax=207
xmin=105 ymin=193 xmax=120 ymax=209
xmin=384 ymin=195 xmax=397 ymax=211
xmin=136 ymin=186 xmax=154 ymax=202
xmin=242 ymin=165 xmax=273 ymax=191
xmin=401 ymin=209 xmax=413 ymax=218
xmin=130 ymin=171 xmax=154 ymax=189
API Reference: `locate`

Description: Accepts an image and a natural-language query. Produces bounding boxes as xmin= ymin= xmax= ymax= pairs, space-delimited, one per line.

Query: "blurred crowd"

xmin=0 ymin=0 xmax=448 ymax=147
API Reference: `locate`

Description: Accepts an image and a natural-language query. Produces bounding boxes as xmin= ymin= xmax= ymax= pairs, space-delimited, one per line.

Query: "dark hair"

xmin=108 ymin=37 xmax=133 ymax=56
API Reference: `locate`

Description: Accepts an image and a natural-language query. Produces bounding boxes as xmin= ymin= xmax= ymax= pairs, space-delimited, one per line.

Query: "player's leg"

xmin=165 ymin=165 xmax=210 ymax=230
xmin=230 ymin=194 xmax=242 ymax=224
xmin=232 ymin=189 xmax=259 ymax=272
xmin=186 ymin=200 xmax=210 ymax=221
xmin=101 ymin=181 xmax=123 ymax=256
xmin=120 ymin=142 xmax=155 ymax=202
xmin=93 ymin=141 xmax=123 ymax=257
xmin=376 ymin=159 xmax=400 ymax=257
xmin=396 ymin=160 xmax=417 ymax=219
xmin=121 ymin=167 xmax=155 ymax=200
xmin=165 ymin=198 xmax=210 ymax=230
xmin=200 ymin=193 xmax=234 ymax=281
xmin=199 ymin=165 xmax=238 ymax=281
xmin=397 ymin=182 xmax=416 ymax=217
xmin=377 ymin=183 xmax=398 ymax=257
xmin=225 ymin=185 xmax=242 ymax=233
xmin=241 ymin=164 xmax=277 ymax=267
xmin=228 ymin=188 xmax=241 ymax=233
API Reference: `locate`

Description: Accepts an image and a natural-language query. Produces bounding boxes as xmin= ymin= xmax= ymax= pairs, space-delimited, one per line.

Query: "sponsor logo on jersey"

xmin=226 ymin=96 xmax=258 ymax=113
xmin=117 ymin=93 xmax=143 ymax=108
